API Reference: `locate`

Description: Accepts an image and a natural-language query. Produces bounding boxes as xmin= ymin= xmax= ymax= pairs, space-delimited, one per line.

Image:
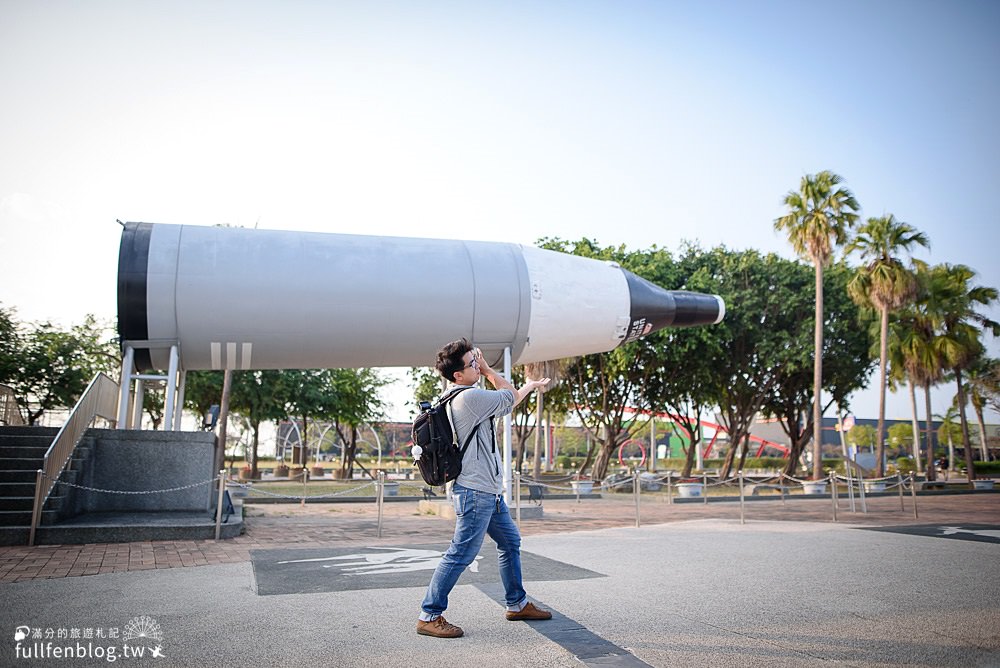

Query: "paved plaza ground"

xmin=1 ymin=492 xmax=998 ymax=666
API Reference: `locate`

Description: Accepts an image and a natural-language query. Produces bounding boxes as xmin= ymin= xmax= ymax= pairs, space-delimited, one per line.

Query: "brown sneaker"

xmin=505 ymin=602 xmax=552 ymax=621
xmin=416 ymin=615 xmax=464 ymax=638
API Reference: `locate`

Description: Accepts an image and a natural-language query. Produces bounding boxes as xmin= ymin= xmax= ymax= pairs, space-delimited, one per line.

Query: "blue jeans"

xmin=420 ymin=484 xmax=527 ymax=619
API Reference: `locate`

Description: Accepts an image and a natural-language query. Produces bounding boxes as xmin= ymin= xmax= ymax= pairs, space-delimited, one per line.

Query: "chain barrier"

xmin=227 ymin=480 xmax=378 ymax=500
xmin=42 ymin=471 xmax=220 ymax=495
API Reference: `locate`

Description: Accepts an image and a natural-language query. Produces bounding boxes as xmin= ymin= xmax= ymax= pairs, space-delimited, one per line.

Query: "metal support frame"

xmin=117 ymin=340 xmax=183 ymax=430
xmin=503 ymin=346 xmax=512 ymax=503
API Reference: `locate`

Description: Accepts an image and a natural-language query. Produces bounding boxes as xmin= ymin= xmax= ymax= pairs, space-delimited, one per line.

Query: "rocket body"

xmin=117 ymin=223 xmax=724 ymax=371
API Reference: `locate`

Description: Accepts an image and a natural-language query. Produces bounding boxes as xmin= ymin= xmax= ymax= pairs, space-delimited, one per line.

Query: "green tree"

xmin=965 ymin=355 xmax=1000 ymax=460
xmin=764 ymin=262 xmax=875 ymax=476
xmin=0 ymin=303 xmax=20 ymax=386
xmin=887 ymin=422 xmax=914 ymax=457
xmin=329 ymin=368 xmax=388 ymax=479
xmin=846 ymin=214 xmax=929 ymax=475
xmin=775 ymin=171 xmax=860 ymax=479
xmin=230 ymin=370 xmax=290 ymax=478
xmin=931 ymin=264 xmax=999 ymax=486
xmin=9 ymin=315 xmax=119 ymax=425
xmin=847 ymin=424 xmax=876 ymax=449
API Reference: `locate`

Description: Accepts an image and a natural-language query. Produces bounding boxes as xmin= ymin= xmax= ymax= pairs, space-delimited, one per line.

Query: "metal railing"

xmin=0 ymin=383 xmax=24 ymax=425
xmin=29 ymin=372 xmax=119 ymax=545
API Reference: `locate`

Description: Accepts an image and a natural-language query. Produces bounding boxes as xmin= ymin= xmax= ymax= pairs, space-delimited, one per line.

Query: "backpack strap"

xmin=442 ymin=386 xmax=486 ymax=457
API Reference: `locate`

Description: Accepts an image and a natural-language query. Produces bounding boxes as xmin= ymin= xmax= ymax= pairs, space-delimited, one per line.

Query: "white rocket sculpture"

xmin=117 ymin=222 xmax=724 ymax=372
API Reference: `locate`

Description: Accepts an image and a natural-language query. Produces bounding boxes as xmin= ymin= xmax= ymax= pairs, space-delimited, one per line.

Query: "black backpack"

xmin=411 ymin=387 xmax=477 ymax=487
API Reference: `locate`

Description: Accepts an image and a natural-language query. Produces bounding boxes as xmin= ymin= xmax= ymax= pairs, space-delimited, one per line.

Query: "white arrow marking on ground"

xmin=938 ymin=526 xmax=1000 ymax=540
xmin=277 ymin=547 xmax=482 ymax=575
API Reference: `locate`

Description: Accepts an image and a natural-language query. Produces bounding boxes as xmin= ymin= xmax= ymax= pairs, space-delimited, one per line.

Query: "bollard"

xmin=514 ymin=470 xmax=522 ymax=528
xmin=666 ymin=470 xmax=673 ymax=505
xmin=897 ymin=472 xmax=905 ymax=512
xmin=738 ymin=470 xmax=745 ymax=525
xmin=214 ymin=470 xmax=226 ymax=540
xmin=301 ymin=467 xmax=309 ymax=508
xmin=909 ymin=474 xmax=919 ymax=519
xmin=633 ymin=469 xmax=641 ymax=528
xmin=846 ymin=463 xmax=856 ymax=513
xmin=703 ymin=471 xmax=708 ymax=505
xmin=779 ymin=473 xmax=786 ymax=506
xmin=858 ymin=470 xmax=868 ymax=514
xmin=830 ymin=473 xmax=838 ymax=522
xmin=376 ymin=471 xmax=385 ymax=538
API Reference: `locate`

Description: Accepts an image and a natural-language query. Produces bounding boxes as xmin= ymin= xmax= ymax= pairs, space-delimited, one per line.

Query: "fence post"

xmin=738 ymin=470 xmax=745 ymax=525
xmin=633 ymin=468 xmax=641 ymax=528
xmin=376 ymin=470 xmax=385 ymax=538
xmin=703 ymin=471 xmax=708 ymax=505
xmin=666 ymin=470 xmax=673 ymax=505
xmin=858 ymin=469 xmax=868 ymax=514
xmin=909 ymin=474 xmax=919 ymax=519
xmin=28 ymin=469 xmax=44 ymax=547
xmin=214 ymin=470 xmax=225 ymax=540
xmin=897 ymin=472 xmax=905 ymax=511
xmin=514 ymin=470 xmax=521 ymax=528
xmin=830 ymin=472 xmax=838 ymax=522
xmin=779 ymin=473 xmax=786 ymax=506
xmin=846 ymin=461 xmax=856 ymax=513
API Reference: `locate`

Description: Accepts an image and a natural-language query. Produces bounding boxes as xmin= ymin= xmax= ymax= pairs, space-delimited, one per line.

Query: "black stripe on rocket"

xmin=116 ymin=222 xmax=153 ymax=370
xmin=621 ymin=270 xmax=724 ymax=344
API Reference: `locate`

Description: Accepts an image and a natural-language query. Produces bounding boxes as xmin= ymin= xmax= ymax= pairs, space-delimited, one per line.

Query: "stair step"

xmin=0 ymin=482 xmax=36 ymax=495
xmin=0 ymin=470 xmax=37 ymax=483
xmin=0 ymin=509 xmax=33 ymax=526
xmin=0 ymin=445 xmax=50 ymax=458
xmin=0 ymin=458 xmax=47 ymax=471
xmin=0 ymin=496 xmax=34 ymax=511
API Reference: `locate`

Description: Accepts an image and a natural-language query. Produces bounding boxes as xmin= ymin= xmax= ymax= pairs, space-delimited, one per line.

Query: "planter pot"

xmin=274 ymin=466 xmax=290 ymax=478
xmin=383 ymin=481 xmax=400 ymax=496
xmin=801 ymin=481 xmax=828 ymax=495
xmin=863 ymin=481 xmax=887 ymax=493
xmin=570 ymin=480 xmax=593 ymax=495
xmin=287 ymin=467 xmax=306 ymax=481
xmin=310 ymin=466 xmax=326 ymax=478
xmin=972 ymin=480 xmax=995 ymax=490
xmin=676 ymin=482 xmax=704 ymax=498
xmin=238 ymin=468 xmax=252 ymax=481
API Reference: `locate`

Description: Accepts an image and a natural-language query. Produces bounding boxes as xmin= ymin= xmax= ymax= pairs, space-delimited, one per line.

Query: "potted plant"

xmin=310 ymin=464 xmax=326 ymax=478
xmin=801 ymin=479 xmax=828 ymax=495
xmin=274 ymin=462 xmax=290 ymax=478
xmin=570 ymin=474 xmax=593 ymax=495
xmin=675 ymin=477 xmax=704 ymax=498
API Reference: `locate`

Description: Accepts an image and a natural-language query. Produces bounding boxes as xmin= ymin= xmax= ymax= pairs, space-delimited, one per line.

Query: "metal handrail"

xmin=29 ymin=372 xmax=119 ymax=545
xmin=0 ymin=383 xmax=25 ymax=425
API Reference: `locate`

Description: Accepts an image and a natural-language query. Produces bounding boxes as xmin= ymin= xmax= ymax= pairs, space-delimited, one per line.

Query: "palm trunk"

xmin=923 ymin=385 xmax=936 ymax=481
xmin=532 ymin=392 xmax=543 ymax=479
xmin=875 ymin=307 xmax=889 ymax=476
xmin=973 ymin=402 xmax=989 ymax=461
xmin=812 ymin=261 xmax=825 ymax=480
xmin=908 ymin=381 xmax=923 ymax=474
xmin=955 ymin=370 xmax=976 ymax=487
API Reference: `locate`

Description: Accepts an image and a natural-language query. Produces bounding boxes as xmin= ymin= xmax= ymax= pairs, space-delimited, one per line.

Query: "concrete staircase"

xmin=0 ymin=426 xmax=240 ymax=546
xmin=0 ymin=426 xmax=95 ymax=546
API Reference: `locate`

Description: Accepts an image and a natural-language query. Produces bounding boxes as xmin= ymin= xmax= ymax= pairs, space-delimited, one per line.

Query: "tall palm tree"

xmin=846 ymin=215 xmax=929 ymax=475
xmin=929 ymin=264 xmax=999 ymax=487
xmin=775 ymin=171 xmax=860 ymax=479
xmin=966 ymin=355 xmax=1000 ymax=460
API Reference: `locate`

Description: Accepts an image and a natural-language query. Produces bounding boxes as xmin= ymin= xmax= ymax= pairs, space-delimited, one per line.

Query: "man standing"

xmin=417 ymin=338 xmax=552 ymax=638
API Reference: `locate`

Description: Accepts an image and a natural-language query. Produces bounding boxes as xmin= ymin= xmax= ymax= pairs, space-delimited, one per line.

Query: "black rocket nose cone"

xmin=622 ymin=270 xmax=725 ymax=343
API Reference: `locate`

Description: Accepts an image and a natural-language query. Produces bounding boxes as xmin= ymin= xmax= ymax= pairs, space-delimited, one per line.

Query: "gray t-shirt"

xmin=445 ymin=383 xmax=515 ymax=494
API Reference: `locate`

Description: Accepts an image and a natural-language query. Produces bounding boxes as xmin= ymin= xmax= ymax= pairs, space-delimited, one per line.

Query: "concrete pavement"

xmin=1 ymin=493 xmax=998 ymax=666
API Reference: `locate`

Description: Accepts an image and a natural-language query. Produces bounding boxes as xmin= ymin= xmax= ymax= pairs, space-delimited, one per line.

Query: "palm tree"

xmin=846 ymin=215 xmax=929 ymax=475
xmin=775 ymin=171 xmax=860 ymax=479
xmin=966 ymin=355 xmax=1000 ymax=460
xmin=930 ymin=264 xmax=999 ymax=487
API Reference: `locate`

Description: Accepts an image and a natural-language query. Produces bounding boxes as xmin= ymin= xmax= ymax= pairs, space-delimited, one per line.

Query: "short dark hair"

xmin=436 ymin=338 xmax=472 ymax=382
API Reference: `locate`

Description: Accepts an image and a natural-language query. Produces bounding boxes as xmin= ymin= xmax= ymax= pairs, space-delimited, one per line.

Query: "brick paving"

xmin=0 ymin=492 xmax=997 ymax=584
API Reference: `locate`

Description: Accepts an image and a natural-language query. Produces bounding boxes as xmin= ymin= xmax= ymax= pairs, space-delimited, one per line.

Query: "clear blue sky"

xmin=1 ymin=0 xmax=998 ymax=421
